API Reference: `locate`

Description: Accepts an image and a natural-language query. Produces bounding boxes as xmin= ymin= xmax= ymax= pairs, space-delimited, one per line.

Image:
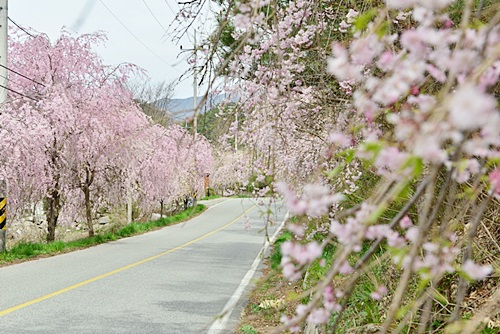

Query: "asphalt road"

xmin=0 ymin=198 xmax=287 ymax=334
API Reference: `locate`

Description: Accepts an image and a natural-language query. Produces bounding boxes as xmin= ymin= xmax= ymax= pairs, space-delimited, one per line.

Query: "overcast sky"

xmin=8 ymin=0 xmax=203 ymax=98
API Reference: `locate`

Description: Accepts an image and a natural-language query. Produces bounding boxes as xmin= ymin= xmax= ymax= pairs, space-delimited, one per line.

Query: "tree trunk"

xmin=81 ymin=166 xmax=95 ymax=237
xmin=160 ymin=199 xmax=164 ymax=218
xmin=46 ymin=187 xmax=61 ymax=242
xmin=84 ymin=185 xmax=94 ymax=237
xmin=46 ymin=143 xmax=62 ymax=242
xmin=127 ymin=194 xmax=133 ymax=224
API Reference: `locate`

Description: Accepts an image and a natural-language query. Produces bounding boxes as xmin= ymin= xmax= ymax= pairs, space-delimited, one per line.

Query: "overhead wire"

xmin=0 ymin=73 xmax=24 ymax=88
xmin=99 ymin=0 xmax=182 ymax=73
xmin=8 ymin=4 xmax=185 ymax=96
xmin=142 ymin=0 xmax=169 ymax=34
xmin=0 ymin=84 xmax=38 ymax=101
xmin=8 ymin=17 xmax=37 ymax=38
xmin=0 ymin=64 xmax=46 ymax=87
xmin=163 ymin=0 xmax=178 ymax=16
xmin=0 ymin=17 xmax=46 ymax=102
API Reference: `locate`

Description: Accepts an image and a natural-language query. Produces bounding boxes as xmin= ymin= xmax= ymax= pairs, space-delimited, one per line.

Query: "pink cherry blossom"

xmin=339 ymin=261 xmax=354 ymax=275
xmin=174 ymin=0 xmax=500 ymax=329
xmin=328 ymin=132 xmax=352 ymax=148
xmin=374 ymin=146 xmax=410 ymax=179
xmin=307 ymin=308 xmax=330 ymax=324
xmin=370 ymin=285 xmax=388 ymax=300
xmin=276 ymin=182 xmax=344 ymax=218
xmin=346 ymin=9 xmax=359 ymax=23
xmin=452 ymin=159 xmax=481 ymax=184
xmin=234 ymin=14 xmax=252 ymax=29
xmin=327 ymin=44 xmax=363 ymax=81
xmin=448 ymin=84 xmax=497 ymax=131
xmin=399 ymin=216 xmax=413 ymax=229
xmin=405 ymin=227 xmax=420 ymax=243
xmin=462 ymin=260 xmax=493 ymax=280
xmin=385 ymin=0 xmax=415 ymax=9
xmin=288 ymin=223 xmax=306 ymax=237
xmin=281 ymin=241 xmax=323 ymax=266
xmin=413 ymin=134 xmax=447 ymax=164
xmin=488 ymin=168 xmax=500 ymax=195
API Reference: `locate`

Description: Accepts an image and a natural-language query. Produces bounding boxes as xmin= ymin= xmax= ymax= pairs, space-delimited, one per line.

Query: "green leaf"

xmin=485 ymin=156 xmax=500 ymax=167
xmin=401 ymin=156 xmax=424 ymax=178
xmin=325 ymin=165 xmax=343 ymax=179
xmin=352 ymin=124 xmax=364 ymax=135
xmin=354 ymin=8 xmax=378 ymax=31
xmin=360 ymin=141 xmax=383 ymax=162
xmin=367 ymin=203 xmax=388 ymax=224
xmin=376 ymin=20 xmax=389 ymax=38
xmin=395 ymin=303 xmax=411 ymax=320
xmin=416 ymin=274 xmax=431 ymax=293
xmin=337 ymin=148 xmax=356 ymax=163
xmin=393 ymin=181 xmax=412 ymax=204
xmin=433 ymin=290 xmax=449 ymax=306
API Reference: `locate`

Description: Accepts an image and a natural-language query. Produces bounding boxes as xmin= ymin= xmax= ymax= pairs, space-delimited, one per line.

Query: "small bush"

xmin=269 ymin=231 xmax=293 ymax=269
xmin=240 ymin=324 xmax=258 ymax=334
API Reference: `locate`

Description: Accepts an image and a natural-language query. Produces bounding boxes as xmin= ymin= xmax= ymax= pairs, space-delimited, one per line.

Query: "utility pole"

xmin=0 ymin=0 xmax=8 ymax=252
xmin=0 ymin=0 xmax=8 ymax=106
xmin=192 ymin=30 xmax=198 ymax=136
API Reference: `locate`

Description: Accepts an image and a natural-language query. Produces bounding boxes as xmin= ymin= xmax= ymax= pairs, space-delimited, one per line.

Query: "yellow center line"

xmin=0 ymin=204 xmax=256 ymax=317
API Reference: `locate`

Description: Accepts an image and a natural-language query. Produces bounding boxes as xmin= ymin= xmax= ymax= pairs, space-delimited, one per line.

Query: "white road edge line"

xmin=205 ymin=198 xmax=229 ymax=211
xmin=207 ymin=210 xmax=290 ymax=334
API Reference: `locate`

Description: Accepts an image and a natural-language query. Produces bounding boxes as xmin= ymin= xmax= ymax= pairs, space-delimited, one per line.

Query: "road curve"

xmin=0 ymin=198 xmax=287 ymax=333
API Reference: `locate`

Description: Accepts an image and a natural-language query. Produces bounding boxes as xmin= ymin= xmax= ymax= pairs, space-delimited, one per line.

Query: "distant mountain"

xmin=157 ymin=94 xmax=229 ymax=121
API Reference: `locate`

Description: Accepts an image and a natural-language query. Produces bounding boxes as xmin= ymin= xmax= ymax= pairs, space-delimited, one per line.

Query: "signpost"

xmin=0 ymin=179 xmax=6 ymax=252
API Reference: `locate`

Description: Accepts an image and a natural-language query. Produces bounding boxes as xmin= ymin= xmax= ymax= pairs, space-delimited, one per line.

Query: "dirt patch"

xmin=237 ymin=259 xmax=303 ymax=333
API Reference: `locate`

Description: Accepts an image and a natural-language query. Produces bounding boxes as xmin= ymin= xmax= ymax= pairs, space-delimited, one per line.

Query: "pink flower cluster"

xmin=327 ymin=6 xmax=500 ymax=166
xmin=462 ymin=259 xmax=493 ymax=281
xmin=370 ymin=285 xmax=388 ymax=300
xmin=330 ymin=204 xmax=375 ymax=252
xmin=192 ymin=0 xmax=500 ymax=329
xmin=337 ymin=9 xmax=358 ymax=33
xmin=280 ymin=241 xmax=323 ymax=280
xmin=489 ymin=168 xmax=500 ymax=197
xmin=276 ymin=182 xmax=344 ymax=218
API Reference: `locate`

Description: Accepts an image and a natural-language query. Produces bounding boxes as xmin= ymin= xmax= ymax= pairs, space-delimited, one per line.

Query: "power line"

xmin=0 ymin=73 xmax=23 ymax=88
xmin=163 ymin=0 xmax=178 ymax=16
xmin=8 ymin=17 xmax=36 ymax=38
xmin=99 ymin=0 xmax=181 ymax=73
xmin=0 ymin=84 xmax=38 ymax=101
xmin=143 ymin=0 xmax=169 ymax=34
xmin=0 ymin=64 xmax=46 ymax=87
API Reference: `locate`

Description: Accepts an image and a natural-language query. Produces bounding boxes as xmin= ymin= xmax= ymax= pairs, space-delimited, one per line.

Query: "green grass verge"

xmin=0 ymin=204 xmax=206 ymax=266
xmin=200 ymin=194 xmax=222 ymax=200
xmin=231 ymin=194 xmax=252 ymax=198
